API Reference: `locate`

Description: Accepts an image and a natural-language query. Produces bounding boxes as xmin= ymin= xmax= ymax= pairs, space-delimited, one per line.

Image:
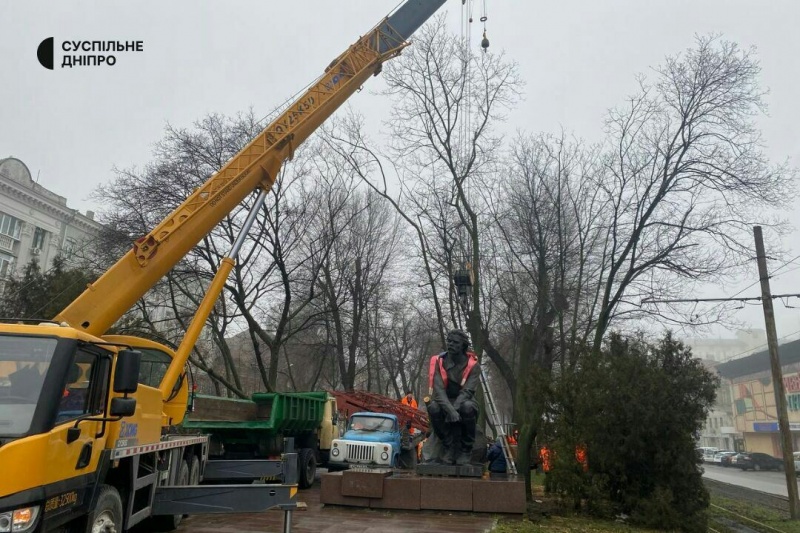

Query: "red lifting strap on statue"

xmin=427 ymin=351 xmax=478 ymax=394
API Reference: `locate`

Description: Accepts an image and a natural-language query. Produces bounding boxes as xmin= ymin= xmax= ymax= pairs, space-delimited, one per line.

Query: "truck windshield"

xmin=0 ymin=335 xmax=57 ymax=436
xmin=349 ymin=415 xmax=395 ymax=432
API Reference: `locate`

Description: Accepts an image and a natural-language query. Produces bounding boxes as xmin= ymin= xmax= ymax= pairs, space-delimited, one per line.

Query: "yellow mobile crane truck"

xmin=0 ymin=1 xmax=446 ymax=531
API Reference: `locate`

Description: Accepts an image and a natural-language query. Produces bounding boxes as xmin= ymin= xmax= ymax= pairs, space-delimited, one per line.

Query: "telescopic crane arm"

xmin=55 ymin=0 xmax=447 ymax=337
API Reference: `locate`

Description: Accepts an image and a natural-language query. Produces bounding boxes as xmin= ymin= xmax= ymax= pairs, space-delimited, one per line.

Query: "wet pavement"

xmin=177 ymin=482 xmax=505 ymax=533
xmin=702 ymin=463 xmax=789 ymax=496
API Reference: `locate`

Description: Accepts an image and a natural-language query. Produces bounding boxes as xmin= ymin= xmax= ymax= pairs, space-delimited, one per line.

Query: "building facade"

xmin=716 ymin=338 xmax=800 ymax=457
xmin=683 ymin=329 xmax=766 ymax=363
xmin=684 ymin=330 xmax=767 ymax=450
xmin=699 ymin=385 xmax=740 ymax=451
xmin=0 ymin=157 xmax=101 ymax=289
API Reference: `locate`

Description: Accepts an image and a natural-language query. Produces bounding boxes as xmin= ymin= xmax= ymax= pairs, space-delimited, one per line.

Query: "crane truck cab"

xmin=329 ymin=412 xmax=402 ymax=468
xmin=0 ymin=324 xmax=145 ymax=533
xmin=0 ymin=326 xmax=298 ymax=533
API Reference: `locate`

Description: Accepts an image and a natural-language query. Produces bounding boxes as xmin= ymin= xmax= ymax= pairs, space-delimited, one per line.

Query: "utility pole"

xmin=754 ymin=225 xmax=799 ymax=519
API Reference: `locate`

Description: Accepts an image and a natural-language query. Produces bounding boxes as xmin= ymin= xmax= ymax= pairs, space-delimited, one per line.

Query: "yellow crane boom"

xmin=55 ymin=0 xmax=446 ymax=337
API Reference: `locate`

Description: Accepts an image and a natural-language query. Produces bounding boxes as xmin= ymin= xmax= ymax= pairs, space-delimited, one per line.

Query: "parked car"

xmin=712 ymin=451 xmax=737 ymax=465
xmin=696 ymin=446 xmax=719 ymax=463
xmin=720 ymin=452 xmax=737 ymax=467
xmin=793 ymin=451 xmax=800 ymax=473
xmin=735 ymin=452 xmax=784 ymax=471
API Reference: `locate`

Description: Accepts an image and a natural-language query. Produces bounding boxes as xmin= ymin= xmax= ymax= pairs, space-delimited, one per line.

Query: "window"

xmin=0 ymin=336 xmax=57 ymax=436
xmin=62 ymin=237 xmax=77 ymax=257
xmin=137 ymin=348 xmax=172 ymax=388
xmin=56 ymin=348 xmax=110 ymax=424
xmin=0 ymin=253 xmax=13 ymax=278
xmin=349 ymin=415 xmax=396 ymax=432
xmin=0 ymin=213 xmax=21 ymax=240
xmin=32 ymin=227 xmax=47 ymax=250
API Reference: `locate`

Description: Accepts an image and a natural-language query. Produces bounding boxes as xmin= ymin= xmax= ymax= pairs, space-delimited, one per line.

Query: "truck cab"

xmin=329 ymin=412 xmax=401 ymax=468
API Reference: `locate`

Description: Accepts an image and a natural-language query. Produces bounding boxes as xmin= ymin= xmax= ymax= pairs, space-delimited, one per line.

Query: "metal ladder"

xmin=479 ymin=364 xmax=517 ymax=475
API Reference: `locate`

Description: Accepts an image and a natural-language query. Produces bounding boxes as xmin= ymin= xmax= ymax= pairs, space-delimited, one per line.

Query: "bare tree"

xmin=317 ymin=187 xmax=401 ymax=390
xmin=93 ymin=112 xmax=344 ymax=395
xmin=482 ymin=132 xmax=608 ymax=501
xmin=325 ymin=15 xmax=522 ymax=371
xmin=371 ymin=296 xmax=440 ymax=398
xmin=591 ymin=36 xmax=795 ymax=353
xmin=380 ymin=16 xmax=522 ymax=359
xmin=493 ymin=133 xmax=608 ymax=370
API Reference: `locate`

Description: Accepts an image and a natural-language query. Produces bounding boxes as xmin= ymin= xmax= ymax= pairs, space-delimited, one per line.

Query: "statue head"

xmin=446 ymin=329 xmax=470 ymax=358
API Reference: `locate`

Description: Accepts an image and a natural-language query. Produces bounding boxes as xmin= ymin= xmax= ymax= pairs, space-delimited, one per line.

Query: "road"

xmin=702 ymin=463 xmax=797 ymax=497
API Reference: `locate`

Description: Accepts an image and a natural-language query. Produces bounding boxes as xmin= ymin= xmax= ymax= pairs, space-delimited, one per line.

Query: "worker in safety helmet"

xmin=401 ymin=390 xmax=418 ymax=409
xmin=424 ymin=329 xmax=479 ymax=465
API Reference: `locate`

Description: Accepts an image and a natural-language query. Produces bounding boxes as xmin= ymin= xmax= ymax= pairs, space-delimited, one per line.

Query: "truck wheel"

xmin=181 ymin=455 xmax=202 ymax=518
xmin=151 ymin=459 xmax=190 ymax=531
xmin=188 ymin=455 xmax=201 ymax=486
xmin=86 ymin=485 xmax=122 ymax=533
xmin=298 ymin=448 xmax=317 ymax=489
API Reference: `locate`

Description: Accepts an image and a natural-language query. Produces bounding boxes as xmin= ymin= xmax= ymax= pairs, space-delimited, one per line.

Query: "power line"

xmin=640 ymin=253 xmax=800 ymax=310
xmin=715 ymin=329 xmax=800 ymax=365
xmin=642 ymin=293 xmax=800 ymax=305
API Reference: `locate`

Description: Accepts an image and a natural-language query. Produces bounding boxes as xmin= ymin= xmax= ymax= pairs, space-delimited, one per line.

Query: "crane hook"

xmin=481 ymin=30 xmax=489 ymax=51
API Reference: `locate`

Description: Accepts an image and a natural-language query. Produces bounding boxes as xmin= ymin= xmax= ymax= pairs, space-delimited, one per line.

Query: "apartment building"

xmin=0 ymin=157 xmax=101 ymax=287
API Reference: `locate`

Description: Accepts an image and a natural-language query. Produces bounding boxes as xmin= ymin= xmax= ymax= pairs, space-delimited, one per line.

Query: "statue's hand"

xmin=445 ymin=409 xmax=461 ymax=423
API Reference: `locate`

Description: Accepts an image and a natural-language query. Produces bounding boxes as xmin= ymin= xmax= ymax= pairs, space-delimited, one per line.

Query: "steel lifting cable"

xmin=461 ymin=0 xmax=472 ymax=165
xmin=458 ymin=0 xmax=473 ymax=266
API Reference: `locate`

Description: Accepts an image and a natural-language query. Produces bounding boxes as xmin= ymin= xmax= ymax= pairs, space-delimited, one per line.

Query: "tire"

xmin=188 ymin=455 xmax=201 ymax=486
xmin=297 ymin=448 xmax=317 ymax=489
xmin=182 ymin=455 xmax=202 ymax=518
xmin=86 ymin=485 xmax=122 ymax=533
xmin=151 ymin=459 xmax=190 ymax=531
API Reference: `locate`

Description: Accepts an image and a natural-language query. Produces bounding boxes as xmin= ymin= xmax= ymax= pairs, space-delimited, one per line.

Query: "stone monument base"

xmin=415 ymin=463 xmax=484 ymax=478
xmin=320 ymin=471 xmax=525 ymax=513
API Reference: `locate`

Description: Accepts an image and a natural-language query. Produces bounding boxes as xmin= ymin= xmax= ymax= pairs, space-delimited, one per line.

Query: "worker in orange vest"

xmin=401 ymin=390 xmax=418 ymax=409
xmin=539 ymin=445 xmax=552 ymax=473
xmin=575 ymin=444 xmax=588 ymax=472
xmin=507 ymin=429 xmax=519 ymax=445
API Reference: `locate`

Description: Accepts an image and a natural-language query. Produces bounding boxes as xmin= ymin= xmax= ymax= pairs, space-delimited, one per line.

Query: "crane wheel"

xmin=188 ymin=455 xmax=201 ymax=486
xmin=151 ymin=459 xmax=190 ymax=531
xmin=86 ymin=485 xmax=122 ymax=533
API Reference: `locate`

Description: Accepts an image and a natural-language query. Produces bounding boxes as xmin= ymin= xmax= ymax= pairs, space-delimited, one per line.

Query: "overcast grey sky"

xmin=1 ymin=0 xmax=798 ymax=342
